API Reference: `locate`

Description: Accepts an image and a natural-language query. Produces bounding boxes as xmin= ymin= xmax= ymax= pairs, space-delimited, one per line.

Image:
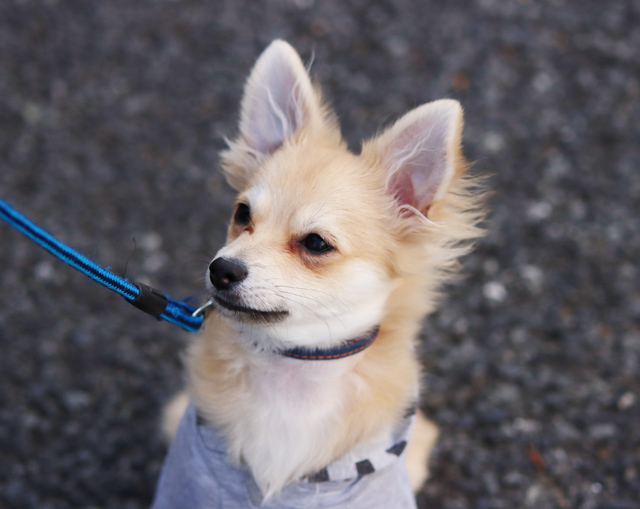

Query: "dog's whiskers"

xmin=261 ymin=277 xmax=349 ymax=307
xmin=272 ymin=284 xmax=349 ymax=308
xmin=275 ymin=290 xmax=345 ymax=328
xmin=246 ymin=283 xmax=344 ymax=329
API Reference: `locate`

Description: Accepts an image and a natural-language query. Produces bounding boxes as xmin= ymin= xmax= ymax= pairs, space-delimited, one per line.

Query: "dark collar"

xmin=279 ymin=327 xmax=379 ymax=361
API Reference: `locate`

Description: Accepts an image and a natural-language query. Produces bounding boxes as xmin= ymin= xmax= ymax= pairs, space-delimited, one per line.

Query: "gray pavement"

xmin=1 ymin=1 xmax=639 ymax=508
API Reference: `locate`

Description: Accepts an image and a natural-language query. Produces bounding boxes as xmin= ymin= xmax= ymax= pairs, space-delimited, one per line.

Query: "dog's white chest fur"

xmin=226 ymin=354 xmax=363 ymax=496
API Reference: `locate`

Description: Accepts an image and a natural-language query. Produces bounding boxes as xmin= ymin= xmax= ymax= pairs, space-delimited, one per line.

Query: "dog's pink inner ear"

xmin=388 ymin=171 xmax=416 ymax=210
xmin=380 ymin=101 xmax=461 ymax=216
xmin=386 ymin=127 xmax=448 ymax=213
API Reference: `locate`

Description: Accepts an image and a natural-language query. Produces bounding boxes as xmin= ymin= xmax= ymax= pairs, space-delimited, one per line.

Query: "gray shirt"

xmin=152 ymin=403 xmax=417 ymax=508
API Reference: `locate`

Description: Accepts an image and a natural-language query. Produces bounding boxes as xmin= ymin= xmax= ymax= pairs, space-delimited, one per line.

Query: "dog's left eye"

xmin=301 ymin=233 xmax=333 ymax=255
xmin=234 ymin=203 xmax=251 ymax=226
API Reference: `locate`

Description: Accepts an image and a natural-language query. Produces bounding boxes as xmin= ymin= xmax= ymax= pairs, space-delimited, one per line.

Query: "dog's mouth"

xmin=213 ymin=295 xmax=289 ymax=323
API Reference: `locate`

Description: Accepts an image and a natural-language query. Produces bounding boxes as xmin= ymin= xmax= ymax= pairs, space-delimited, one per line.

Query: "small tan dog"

xmin=154 ymin=41 xmax=485 ymax=508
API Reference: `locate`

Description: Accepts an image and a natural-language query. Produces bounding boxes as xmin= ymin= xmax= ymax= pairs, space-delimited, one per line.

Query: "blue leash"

xmin=0 ymin=197 xmax=206 ymax=333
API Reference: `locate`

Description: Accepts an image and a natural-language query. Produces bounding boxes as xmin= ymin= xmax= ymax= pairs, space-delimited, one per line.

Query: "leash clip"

xmin=192 ymin=298 xmax=215 ymax=318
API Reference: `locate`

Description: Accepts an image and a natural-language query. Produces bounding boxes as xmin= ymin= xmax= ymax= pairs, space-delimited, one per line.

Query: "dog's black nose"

xmin=209 ymin=257 xmax=248 ymax=291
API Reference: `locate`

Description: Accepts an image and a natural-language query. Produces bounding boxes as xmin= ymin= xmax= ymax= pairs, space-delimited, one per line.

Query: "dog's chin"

xmin=212 ymin=295 xmax=289 ymax=324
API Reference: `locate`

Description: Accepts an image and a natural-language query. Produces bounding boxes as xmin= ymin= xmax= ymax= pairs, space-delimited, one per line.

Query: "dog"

xmin=152 ymin=40 xmax=485 ymax=508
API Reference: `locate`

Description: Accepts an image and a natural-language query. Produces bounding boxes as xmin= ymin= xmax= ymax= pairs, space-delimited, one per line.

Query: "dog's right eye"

xmin=234 ymin=203 xmax=251 ymax=226
xmin=301 ymin=233 xmax=333 ymax=255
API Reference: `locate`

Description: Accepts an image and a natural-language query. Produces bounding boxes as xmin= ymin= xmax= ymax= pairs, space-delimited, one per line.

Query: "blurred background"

xmin=1 ymin=1 xmax=639 ymax=508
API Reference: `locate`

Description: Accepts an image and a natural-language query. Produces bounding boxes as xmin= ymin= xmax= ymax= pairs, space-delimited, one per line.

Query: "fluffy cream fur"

xmin=174 ymin=40 xmax=486 ymax=498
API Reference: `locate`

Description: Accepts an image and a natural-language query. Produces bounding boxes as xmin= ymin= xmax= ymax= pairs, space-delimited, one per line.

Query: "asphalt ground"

xmin=1 ymin=1 xmax=639 ymax=508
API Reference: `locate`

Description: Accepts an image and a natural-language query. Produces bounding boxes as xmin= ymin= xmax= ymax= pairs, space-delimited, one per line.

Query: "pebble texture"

xmin=1 ymin=1 xmax=639 ymax=508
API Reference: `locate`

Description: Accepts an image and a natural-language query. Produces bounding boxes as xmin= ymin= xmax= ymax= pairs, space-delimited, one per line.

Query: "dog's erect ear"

xmin=363 ymin=100 xmax=464 ymax=217
xmin=222 ymin=40 xmax=323 ymax=190
xmin=239 ymin=40 xmax=321 ymax=154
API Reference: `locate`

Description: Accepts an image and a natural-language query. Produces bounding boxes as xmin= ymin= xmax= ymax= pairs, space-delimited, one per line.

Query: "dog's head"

xmin=206 ymin=41 xmax=481 ymax=350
